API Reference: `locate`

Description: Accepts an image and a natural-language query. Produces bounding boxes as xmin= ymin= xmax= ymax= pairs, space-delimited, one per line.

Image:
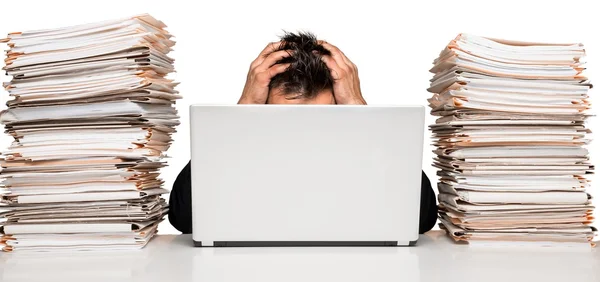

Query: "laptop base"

xmin=193 ymin=240 xmax=417 ymax=247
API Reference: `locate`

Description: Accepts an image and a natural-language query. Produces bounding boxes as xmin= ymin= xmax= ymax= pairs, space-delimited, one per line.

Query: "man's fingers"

xmin=251 ymin=41 xmax=284 ymax=69
xmin=256 ymin=63 xmax=291 ymax=83
xmin=267 ymin=63 xmax=291 ymax=78
xmin=255 ymin=50 xmax=292 ymax=72
xmin=320 ymin=55 xmax=344 ymax=80
xmin=320 ymin=41 xmax=354 ymax=71
xmin=260 ymin=41 xmax=284 ymax=56
xmin=319 ymin=41 xmax=345 ymax=63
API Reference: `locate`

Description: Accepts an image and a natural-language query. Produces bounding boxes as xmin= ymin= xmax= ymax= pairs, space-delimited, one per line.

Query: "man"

xmin=169 ymin=32 xmax=437 ymax=234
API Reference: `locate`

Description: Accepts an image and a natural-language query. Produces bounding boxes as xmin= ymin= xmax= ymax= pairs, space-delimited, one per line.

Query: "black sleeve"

xmin=168 ymin=161 xmax=193 ymax=234
xmin=419 ymin=170 xmax=438 ymax=234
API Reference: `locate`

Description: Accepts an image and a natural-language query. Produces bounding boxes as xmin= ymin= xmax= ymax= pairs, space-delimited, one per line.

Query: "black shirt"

xmin=168 ymin=160 xmax=438 ymax=234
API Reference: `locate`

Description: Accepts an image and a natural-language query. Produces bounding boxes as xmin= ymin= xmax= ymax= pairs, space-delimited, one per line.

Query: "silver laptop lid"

xmin=190 ymin=105 xmax=425 ymax=246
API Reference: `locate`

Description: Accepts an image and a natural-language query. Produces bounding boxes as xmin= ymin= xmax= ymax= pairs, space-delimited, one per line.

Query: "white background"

xmin=0 ymin=0 xmax=597 ymax=235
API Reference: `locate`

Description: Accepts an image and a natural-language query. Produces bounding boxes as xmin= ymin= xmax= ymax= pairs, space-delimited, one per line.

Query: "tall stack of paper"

xmin=0 ymin=14 xmax=179 ymax=252
xmin=428 ymin=34 xmax=596 ymax=247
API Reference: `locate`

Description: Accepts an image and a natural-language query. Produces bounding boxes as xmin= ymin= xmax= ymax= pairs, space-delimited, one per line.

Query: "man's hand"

xmin=319 ymin=41 xmax=367 ymax=105
xmin=238 ymin=42 xmax=292 ymax=104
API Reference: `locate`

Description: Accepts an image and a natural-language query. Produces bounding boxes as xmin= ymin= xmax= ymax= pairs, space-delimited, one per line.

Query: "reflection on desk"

xmin=0 ymin=231 xmax=598 ymax=282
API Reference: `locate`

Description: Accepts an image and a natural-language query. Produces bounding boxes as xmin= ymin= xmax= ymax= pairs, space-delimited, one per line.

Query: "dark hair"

xmin=269 ymin=31 xmax=333 ymax=99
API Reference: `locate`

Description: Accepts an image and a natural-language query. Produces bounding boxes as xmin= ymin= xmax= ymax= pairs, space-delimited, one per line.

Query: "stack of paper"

xmin=428 ymin=34 xmax=596 ymax=247
xmin=0 ymin=14 xmax=179 ymax=252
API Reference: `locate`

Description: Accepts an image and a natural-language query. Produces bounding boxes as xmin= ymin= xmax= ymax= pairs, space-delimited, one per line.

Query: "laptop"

xmin=190 ymin=104 xmax=425 ymax=247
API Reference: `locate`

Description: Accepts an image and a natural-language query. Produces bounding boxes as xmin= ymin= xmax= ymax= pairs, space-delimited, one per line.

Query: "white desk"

xmin=0 ymin=231 xmax=598 ymax=282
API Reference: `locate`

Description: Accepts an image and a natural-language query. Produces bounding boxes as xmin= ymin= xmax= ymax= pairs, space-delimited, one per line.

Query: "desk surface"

xmin=0 ymin=231 xmax=598 ymax=282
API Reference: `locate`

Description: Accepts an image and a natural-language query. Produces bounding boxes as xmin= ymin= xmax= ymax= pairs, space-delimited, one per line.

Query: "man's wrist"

xmin=338 ymin=96 xmax=367 ymax=105
xmin=238 ymin=95 xmax=264 ymax=104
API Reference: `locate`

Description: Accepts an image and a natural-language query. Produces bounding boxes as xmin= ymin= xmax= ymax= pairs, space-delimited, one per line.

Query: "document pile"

xmin=428 ymin=34 xmax=596 ymax=247
xmin=0 ymin=14 xmax=179 ymax=252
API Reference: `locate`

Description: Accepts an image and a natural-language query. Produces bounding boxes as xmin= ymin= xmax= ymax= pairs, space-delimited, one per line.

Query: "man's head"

xmin=267 ymin=32 xmax=335 ymax=104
